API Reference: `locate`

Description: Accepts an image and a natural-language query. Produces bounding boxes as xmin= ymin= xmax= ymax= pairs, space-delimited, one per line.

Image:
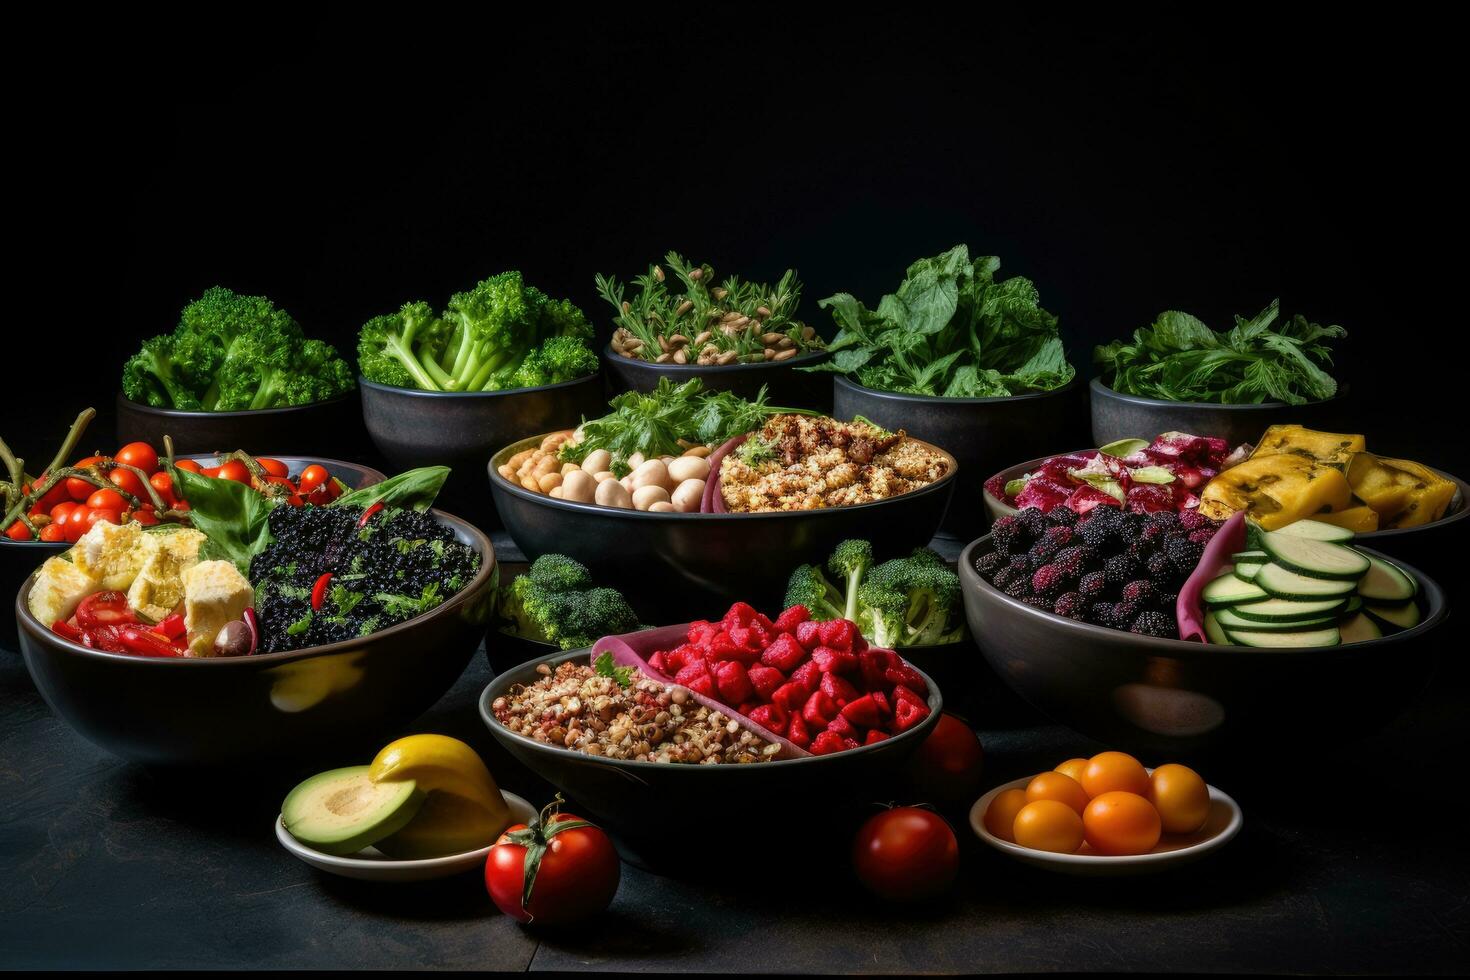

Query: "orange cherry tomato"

xmin=50 ymin=501 xmax=78 ymax=523
xmin=109 ymin=467 xmax=148 ymax=500
xmin=65 ymin=456 xmax=108 ymax=502
xmin=1025 ymin=771 xmax=1090 ymax=815
xmin=149 ymin=472 xmax=176 ymax=506
xmin=4 ymin=521 xmax=32 ymax=541
xmin=86 ymin=488 xmax=128 ymax=512
xmin=1013 ymin=800 xmax=1085 ymax=854
xmin=298 ymin=464 xmax=329 ymax=493
xmin=63 ymin=506 xmax=93 ymax=542
xmin=982 ymin=788 xmax=1029 ymax=844
xmin=174 ymin=459 xmax=203 ymax=474
xmin=1081 ymin=751 xmax=1152 ymax=799
xmin=256 ymin=457 xmax=289 ymax=478
xmin=217 ymin=460 xmax=252 ymax=484
xmin=1055 ymin=758 xmax=1090 ymax=786
xmin=1083 ymin=791 xmax=1162 ymax=856
xmin=39 ymin=523 xmax=67 ymax=542
xmin=114 ymin=442 xmax=160 ymax=475
xmin=1149 ymin=764 xmax=1211 ymax=835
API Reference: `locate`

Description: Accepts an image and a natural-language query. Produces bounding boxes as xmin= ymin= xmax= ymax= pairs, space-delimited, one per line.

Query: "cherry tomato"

xmin=1083 ymin=791 xmax=1162 ymax=856
xmin=39 ymin=523 xmax=67 ymax=542
xmin=1013 ymin=799 xmax=1085 ymax=854
xmin=202 ymin=466 xmax=221 ymax=478
xmin=298 ymin=464 xmax=329 ymax=493
xmin=852 ymin=806 xmax=959 ymax=903
xmin=1025 ymin=771 xmax=1090 ymax=815
xmin=63 ymin=506 xmax=93 ymax=542
xmin=982 ymin=788 xmax=1030 ymax=844
xmin=32 ymin=477 xmax=71 ymax=513
xmin=1055 ymin=758 xmax=1090 ymax=786
xmin=130 ymin=510 xmax=160 ymax=526
xmin=1081 ymin=751 xmax=1151 ymax=799
xmin=908 ymin=713 xmax=985 ymax=803
xmin=1149 ymin=764 xmax=1211 ymax=835
xmin=84 ymin=508 xmax=123 ymax=532
xmin=174 ymin=459 xmax=203 ymax=474
xmin=217 ymin=460 xmax=252 ymax=484
xmin=76 ymin=591 xmax=137 ymax=629
xmin=108 ymin=467 xmax=148 ymax=500
xmin=65 ymin=456 xmax=107 ymax=502
xmin=114 ymin=442 xmax=160 ymax=475
xmin=256 ymin=457 xmax=289 ymax=478
xmin=485 ymin=802 xmax=620 ymax=925
xmin=149 ymin=471 xmax=176 ymax=506
xmin=4 ymin=521 xmax=32 ymax=541
xmin=49 ymin=501 xmax=78 ymax=523
xmin=86 ymin=488 xmax=127 ymax=512
xmin=305 ymin=483 xmax=334 ymax=506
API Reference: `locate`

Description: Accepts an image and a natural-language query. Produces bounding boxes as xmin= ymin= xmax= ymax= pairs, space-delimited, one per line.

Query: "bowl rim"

xmin=602 ymin=343 xmax=830 ymax=373
xmin=486 ymin=431 xmax=960 ymax=521
xmin=116 ymin=390 xmax=356 ymax=418
xmin=957 ymin=534 xmax=1447 ymax=659
xmin=358 ymin=372 xmax=601 ymax=400
xmin=980 ymin=450 xmax=1469 ymax=539
xmin=13 ymin=507 xmax=497 ymax=667
xmin=833 ymin=372 xmax=1079 ymax=405
xmin=1089 ymin=375 xmax=1343 ymax=412
xmin=478 ymin=645 xmax=943 ymax=771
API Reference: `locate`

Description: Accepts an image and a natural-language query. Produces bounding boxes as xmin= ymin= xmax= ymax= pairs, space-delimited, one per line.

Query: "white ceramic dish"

xmin=968 ymin=773 xmax=1242 ymax=875
xmin=276 ymin=790 xmax=535 ymax=882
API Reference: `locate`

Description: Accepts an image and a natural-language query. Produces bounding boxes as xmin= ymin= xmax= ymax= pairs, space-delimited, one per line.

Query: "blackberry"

xmin=1188 ymin=527 xmax=1217 ymax=546
xmin=1109 ymin=598 xmax=1142 ymax=629
xmin=1023 ymin=596 xmax=1056 ymax=613
xmin=1029 ymin=524 xmax=1073 ymax=558
xmin=1089 ymin=601 xmax=1115 ymax=625
xmin=1053 ymin=592 xmax=1088 ymax=619
xmin=1121 ymin=580 xmax=1156 ymax=604
xmin=1129 ymin=610 xmax=1176 ymax=638
xmin=990 ymin=515 xmax=1026 ymax=556
xmin=976 ymin=551 xmax=1007 ymax=578
xmin=1077 ymin=509 xmax=1124 ymax=547
xmin=1159 ymin=591 xmax=1179 ymax=610
xmin=1003 ymin=576 xmax=1032 ymax=599
xmin=1103 ymin=554 xmax=1139 ymax=586
xmin=1146 ymin=551 xmax=1173 ymax=579
xmin=991 ymin=566 xmax=1023 ymax=591
xmin=1055 ymin=544 xmax=1099 ymax=574
xmin=1049 ymin=506 xmax=1080 ymax=527
xmin=1177 ymin=509 xmax=1210 ymax=531
xmin=1166 ymin=536 xmax=1207 ymax=574
xmin=1009 ymin=554 xmax=1031 ymax=571
xmin=1016 ymin=508 xmax=1047 ymax=540
xmin=1078 ymin=570 xmax=1107 ymax=597
xmin=1138 ymin=523 xmax=1169 ymax=547
xmin=1147 ymin=510 xmax=1181 ymax=529
xmin=1031 ymin=563 xmax=1072 ymax=598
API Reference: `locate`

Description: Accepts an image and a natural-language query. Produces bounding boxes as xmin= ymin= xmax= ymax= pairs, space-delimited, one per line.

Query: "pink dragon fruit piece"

xmin=1066 ymin=484 xmax=1123 ymax=514
xmin=1016 ymin=478 xmax=1072 ymax=512
xmin=1036 ymin=453 xmax=1096 ymax=481
xmin=1201 ymin=436 xmax=1229 ymax=459
xmin=1125 ymin=483 xmax=1176 ymax=513
xmin=1169 ymin=463 xmax=1211 ymax=490
xmin=1147 ymin=432 xmax=1212 ymax=462
xmin=983 ymin=474 xmax=1011 ymax=501
xmin=1173 ymin=487 xmax=1201 ymax=510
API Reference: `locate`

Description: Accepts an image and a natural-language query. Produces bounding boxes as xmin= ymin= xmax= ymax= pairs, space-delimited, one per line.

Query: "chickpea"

xmin=561 ymin=462 xmax=580 ymax=475
xmin=626 ymin=451 xmax=646 ymax=470
xmin=668 ymin=455 xmax=710 ymax=483
xmin=632 ymin=484 xmax=670 ymax=510
xmin=595 ymin=478 xmax=633 ymax=509
xmin=580 ymin=449 xmax=611 ymax=474
xmin=549 ymin=485 xmax=565 ymax=498
xmin=628 ymin=458 xmax=672 ymax=493
xmin=670 ymin=478 xmax=705 ymax=512
xmin=537 ymin=471 xmax=563 ymax=493
xmin=540 ymin=430 xmax=573 ymax=451
xmin=647 ymin=501 xmax=675 ymax=512
xmin=592 ymin=470 xmax=615 ymax=483
xmin=682 ymin=445 xmax=711 ymax=458
xmin=561 ymin=469 xmax=597 ymax=503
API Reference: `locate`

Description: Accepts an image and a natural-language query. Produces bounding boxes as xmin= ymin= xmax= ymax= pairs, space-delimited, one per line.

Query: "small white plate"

xmin=276 ymin=790 xmax=535 ymax=882
xmin=969 ymin=773 xmax=1242 ymax=876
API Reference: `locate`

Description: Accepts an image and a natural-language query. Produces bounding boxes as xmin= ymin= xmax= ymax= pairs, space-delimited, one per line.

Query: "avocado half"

xmin=282 ymin=765 xmax=424 ymax=856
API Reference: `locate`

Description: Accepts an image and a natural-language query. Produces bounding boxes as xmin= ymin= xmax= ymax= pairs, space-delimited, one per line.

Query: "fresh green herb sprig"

xmin=1094 ymin=299 xmax=1345 ymax=405
xmin=593 ymin=651 xmax=636 ymax=688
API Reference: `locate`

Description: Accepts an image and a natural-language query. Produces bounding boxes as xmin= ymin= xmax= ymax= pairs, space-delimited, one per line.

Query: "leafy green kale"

xmin=123 ymin=287 xmax=354 ymax=411
xmin=1093 ymin=299 xmax=1346 ymax=405
xmin=802 ymin=245 xmax=1073 ymax=397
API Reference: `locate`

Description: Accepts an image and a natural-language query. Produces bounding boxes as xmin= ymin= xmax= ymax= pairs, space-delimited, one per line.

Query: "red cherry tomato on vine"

xmin=65 ymin=456 xmax=107 ymax=502
xmin=485 ymin=801 xmax=620 ymax=926
xmin=63 ymin=506 xmax=93 ymax=542
xmin=39 ymin=523 xmax=67 ymax=542
xmin=174 ymin=459 xmax=203 ymax=474
xmin=852 ymin=807 xmax=959 ymax=903
xmin=256 ymin=457 xmax=288 ymax=478
xmin=114 ymin=442 xmax=160 ymax=475
xmin=202 ymin=466 xmax=221 ymax=478
xmin=32 ymin=477 xmax=71 ymax=513
xmin=4 ymin=522 xmax=31 ymax=541
xmin=149 ymin=472 xmax=176 ymax=506
xmin=109 ymin=467 xmax=148 ymax=500
xmin=49 ymin=501 xmax=78 ymax=523
xmin=217 ymin=460 xmax=252 ymax=484
xmin=84 ymin=508 xmax=122 ymax=532
xmin=130 ymin=510 xmax=160 ymax=526
xmin=86 ymin=488 xmax=128 ymax=512
xmin=297 ymin=464 xmax=329 ymax=493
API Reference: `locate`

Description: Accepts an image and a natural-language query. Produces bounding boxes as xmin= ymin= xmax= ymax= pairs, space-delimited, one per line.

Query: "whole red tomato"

xmin=852 ymin=806 xmax=959 ymax=903
xmin=114 ymin=442 xmax=160 ymax=475
xmin=485 ymin=798 xmax=620 ymax=926
xmin=909 ymin=713 xmax=985 ymax=803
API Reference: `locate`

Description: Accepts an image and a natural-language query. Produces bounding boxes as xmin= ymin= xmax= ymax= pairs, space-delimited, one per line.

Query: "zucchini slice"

xmin=1214 ymin=607 xmax=1340 ymax=632
xmin=1343 ymin=596 xmax=1363 ymax=614
xmin=1201 ymin=574 xmax=1268 ymax=607
xmin=1357 ymin=556 xmax=1417 ymax=602
xmin=1234 ymin=560 xmax=1266 ymax=582
xmin=1365 ymin=602 xmax=1421 ymax=631
xmin=1203 ymin=612 xmax=1234 ymax=645
xmin=1229 ymin=596 xmax=1349 ymax=621
xmin=1339 ymin=613 xmax=1384 ymax=644
xmin=1230 ymin=550 xmax=1269 ymax=563
xmin=1271 ymin=519 xmax=1356 ymax=543
xmin=1225 ymin=625 xmax=1342 ymax=648
xmin=1259 ymin=531 xmax=1370 ymax=581
xmin=1254 ymin=563 xmax=1358 ymax=601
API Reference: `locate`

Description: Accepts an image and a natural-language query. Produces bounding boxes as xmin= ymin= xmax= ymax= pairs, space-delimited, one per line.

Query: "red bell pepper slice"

xmin=311 ymin=572 xmax=333 ymax=611
xmin=156 ymin=610 xmax=187 ymax=640
xmin=356 ymin=501 xmax=384 ymax=528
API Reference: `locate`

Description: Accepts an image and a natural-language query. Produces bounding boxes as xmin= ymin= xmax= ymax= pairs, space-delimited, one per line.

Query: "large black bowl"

xmin=480 ymin=646 xmax=942 ymax=871
xmin=1090 ymin=377 xmax=1347 ymax=449
xmin=2 ymin=455 xmax=384 ymax=653
xmin=115 ymin=391 xmax=365 ymax=458
xmin=14 ymin=509 xmax=497 ymax=767
xmin=832 ymin=375 xmax=1085 ymax=538
xmin=360 ymin=374 xmax=604 ymax=528
xmin=487 ymin=433 xmax=958 ymax=619
xmin=604 ymin=344 xmax=833 ymax=411
xmin=957 ymin=535 xmax=1449 ymax=756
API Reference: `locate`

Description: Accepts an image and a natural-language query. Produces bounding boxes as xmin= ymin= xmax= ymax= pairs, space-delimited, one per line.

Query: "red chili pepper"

xmin=311 ymin=572 xmax=333 ymax=611
xmin=51 ymin=619 xmax=86 ymax=643
xmin=156 ymin=611 xmax=187 ymax=641
xmin=242 ymin=606 xmax=260 ymax=655
xmin=357 ymin=501 xmax=384 ymax=527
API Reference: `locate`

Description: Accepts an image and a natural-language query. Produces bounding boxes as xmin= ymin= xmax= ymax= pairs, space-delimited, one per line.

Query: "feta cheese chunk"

xmin=126 ymin=528 xmax=207 ymax=623
xmin=27 ymin=556 xmax=100 ymax=625
xmin=72 ymin=520 xmax=145 ymax=591
xmin=182 ymin=560 xmax=254 ymax=657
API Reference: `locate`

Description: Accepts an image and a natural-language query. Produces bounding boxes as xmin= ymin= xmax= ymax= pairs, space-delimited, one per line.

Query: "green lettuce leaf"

xmin=332 ymin=466 xmax=450 ymax=512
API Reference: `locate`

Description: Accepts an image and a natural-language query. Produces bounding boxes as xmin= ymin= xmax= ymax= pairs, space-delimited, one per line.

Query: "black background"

xmin=6 ymin=11 xmax=1453 ymax=460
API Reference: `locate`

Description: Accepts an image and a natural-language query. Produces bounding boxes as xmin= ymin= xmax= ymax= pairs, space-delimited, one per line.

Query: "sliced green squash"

xmin=1356 ymin=556 xmax=1417 ymax=602
xmin=1229 ymin=596 xmax=1349 ymax=621
xmin=1214 ymin=607 xmax=1340 ymax=632
xmin=1259 ymin=531 xmax=1370 ymax=581
xmin=1203 ymin=612 xmax=1234 ymax=645
xmin=1339 ymin=613 xmax=1383 ymax=644
xmin=1253 ymin=563 xmax=1358 ymax=601
xmin=1201 ymin=574 xmax=1268 ymax=607
xmin=1225 ymin=626 xmax=1342 ymax=648
xmin=1271 ymin=519 xmax=1356 ymax=543
xmin=1365 ymin=601 xmax=1421 ymax=631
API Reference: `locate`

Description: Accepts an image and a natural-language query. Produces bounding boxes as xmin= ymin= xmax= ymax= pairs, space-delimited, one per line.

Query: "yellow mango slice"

xmin=1199 ymin=454 xmax=1351 ymax=530
xmin=1376 ymin=457 xmax=1457 ymax=528
xmin=1311 ymin=505 xmax=1380 ymax=532
xmin=1250 ymin=425 xmax=1366 ymax=470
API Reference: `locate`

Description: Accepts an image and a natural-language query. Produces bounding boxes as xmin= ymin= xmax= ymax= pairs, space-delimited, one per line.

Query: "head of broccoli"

xmin=357 ymin=301 xmax=450 ymax=391
xmin=786 ymin=540 xmax=962 ymax=648
xmin=827 ymin=538 xmax=873 ymax=621
xmin=498 ymin=554 xmax=638 ymax=649
xmin=783 ymin=563 xmax=845 ymax=622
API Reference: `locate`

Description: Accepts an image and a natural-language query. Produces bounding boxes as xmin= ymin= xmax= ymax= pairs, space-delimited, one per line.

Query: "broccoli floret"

xmin=443 ymin=271 xmax=538 ymax=391
xmin=855 ymin=578 xmax=909 ymax=649
xmin=783 ymin=563 xmax=845 ymax=621
xmin=827 ymin=539 xmax=873 ymax=622
xmin=552 ymin=587 xmax=640 ymax=649
xmin=525 ymin=554 xmax=593 ymax=592
xmin=858 ymin=550 xmax=964 ymax=648
xmin=122 ymin=334 xmax=202 ymax=409
xmin=536 ymin=335 xmax=599 ymax=383
xmin=498 ymin=555 xmax=637 ymax=649
xmin=358 ymin=301 xmax=452 ymax=390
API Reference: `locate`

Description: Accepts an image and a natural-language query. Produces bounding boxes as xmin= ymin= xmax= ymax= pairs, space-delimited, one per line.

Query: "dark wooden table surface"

xmin=3 ymin=537 xmax=1467 ymax=973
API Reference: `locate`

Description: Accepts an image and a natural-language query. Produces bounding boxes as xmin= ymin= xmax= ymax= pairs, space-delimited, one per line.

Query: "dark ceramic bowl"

xmin=1090 ymin=377 xmax=1347 ymax=449
xmin=487 ymin=434 xmax=958 ymax=618
xmin=13 ymin=509 xmax=497 ymax=766
xmin=479 ymin=646 xmax=942 ymax=870
xmin=604 ymin=344 xmax=833 ymax=411
xmin=115 ymin=391 xmax=364 ymax=458
xmin=832 ymin=375 xmax=1085 ymax=539
xmin=484 ymin=628 xmax=559 ymax=676
xmin=1 ymin=455 xmax=384 ymax=653
xmin=957 ymin=535 xmax=1448 ymax=756
xmin=360 ymin=374 xmax=604 ymax=529
xmin=982 ymin=452 xmax=1470 ymax=593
